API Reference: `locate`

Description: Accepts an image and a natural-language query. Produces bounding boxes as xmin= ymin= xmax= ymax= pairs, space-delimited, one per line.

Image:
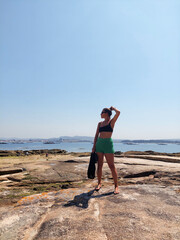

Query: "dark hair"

xmin=103 ymin=108 xmax=112 ymax=117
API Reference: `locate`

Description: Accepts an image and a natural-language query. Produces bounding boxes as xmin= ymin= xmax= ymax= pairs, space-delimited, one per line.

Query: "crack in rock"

xmin=124 ymin=170 xmax=156 ymax=178
xmin=0 ymin=169 xmax=24 ymax=175
xmin=23 ymin=203 xmax=53 ymax=240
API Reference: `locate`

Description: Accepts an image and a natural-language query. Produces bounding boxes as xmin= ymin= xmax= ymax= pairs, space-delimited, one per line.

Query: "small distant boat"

xmin=43 ymin=141 xmax=56 ymax=144
xmin=123 ymin=142 xmax=137 ymax=145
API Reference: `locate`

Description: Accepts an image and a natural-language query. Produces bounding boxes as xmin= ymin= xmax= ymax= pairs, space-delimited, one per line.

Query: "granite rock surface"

xmin=0 ymin=152 xmax=180 ymax=239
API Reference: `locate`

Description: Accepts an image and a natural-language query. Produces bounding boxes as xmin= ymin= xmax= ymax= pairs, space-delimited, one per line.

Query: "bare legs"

xmin=105 ymin=153 xmax=119 ymax=194
xmin=96 ymin=152 xmax=104 ymax=190
xmin=96 ymin=152 xmax=119 ymax=194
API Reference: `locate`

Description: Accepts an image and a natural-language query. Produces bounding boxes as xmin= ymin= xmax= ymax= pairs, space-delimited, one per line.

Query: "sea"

xmin=0 ymin=142 xmax=180 ymax=153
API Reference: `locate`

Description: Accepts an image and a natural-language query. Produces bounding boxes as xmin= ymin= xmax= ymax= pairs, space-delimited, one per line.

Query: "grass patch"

xmin=0 ymin=156 xmax=21 ymax=159
xmin=0 ymin=180 xmax=79 ymax=204
xmin=22 ymin=174 xmax=39 ymax=181
xmin=4 ymin=191 xmax=37 ymax=200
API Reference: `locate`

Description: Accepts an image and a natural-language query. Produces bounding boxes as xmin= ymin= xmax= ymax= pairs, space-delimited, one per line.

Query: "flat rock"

xmin=0 ymin=152 xmax=180 ymax=239
xmin=0 ymin=184 xmax=180 ymax=240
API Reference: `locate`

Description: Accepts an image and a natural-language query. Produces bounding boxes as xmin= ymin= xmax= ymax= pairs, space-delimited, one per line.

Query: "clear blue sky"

xmin=0 ymin=0 xmax=180 ymax=139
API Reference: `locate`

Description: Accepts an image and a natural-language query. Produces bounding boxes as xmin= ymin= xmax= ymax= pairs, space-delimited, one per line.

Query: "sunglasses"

xmin=101 ymin=111 xmax=106 ymax=114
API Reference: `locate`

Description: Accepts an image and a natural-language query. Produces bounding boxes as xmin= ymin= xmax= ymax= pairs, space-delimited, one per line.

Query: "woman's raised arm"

xmin=110 ymin=106 xmax=120 ymax=128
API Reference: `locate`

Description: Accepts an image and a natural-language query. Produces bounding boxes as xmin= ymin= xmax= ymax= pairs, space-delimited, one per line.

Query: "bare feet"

xmin=114 ymin=186 xmax=119 ymax=194
xmin=95 ymin=184 xmax=101 ymax=191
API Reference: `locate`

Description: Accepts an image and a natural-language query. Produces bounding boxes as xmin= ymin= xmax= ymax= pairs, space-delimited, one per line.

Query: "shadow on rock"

xmin=63 ymin=189 xmax=114 ymax=209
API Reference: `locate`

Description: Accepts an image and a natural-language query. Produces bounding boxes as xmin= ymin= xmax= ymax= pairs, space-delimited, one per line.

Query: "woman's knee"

xmin=98 ymin=160 xmax=103 ymax=168
xmin=105 ymin=153 xmax=114 ymax=168
xmin=108 ymin=163 xmax=115 ymax=170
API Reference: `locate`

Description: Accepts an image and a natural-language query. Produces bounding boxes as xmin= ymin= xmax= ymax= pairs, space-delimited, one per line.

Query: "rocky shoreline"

xmin=0 ymin=149 xmax=67 ymax=157
xmin=0 ymin=151 xmax=180 ymax=239
xmin=0 ymin=150 xmax=180 ymax=204
xmin=1 ymin=149 xmax=180 ymax=157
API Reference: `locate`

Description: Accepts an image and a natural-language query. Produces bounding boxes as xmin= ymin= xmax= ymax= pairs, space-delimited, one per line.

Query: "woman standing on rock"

xmin=92 ymin=106 xmax=120 ymax=194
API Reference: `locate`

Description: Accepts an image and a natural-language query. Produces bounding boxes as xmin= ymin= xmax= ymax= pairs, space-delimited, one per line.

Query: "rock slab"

xmin=0 ymin=184 xmax=180 ymax=240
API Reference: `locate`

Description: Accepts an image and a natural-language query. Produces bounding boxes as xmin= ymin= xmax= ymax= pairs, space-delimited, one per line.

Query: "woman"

xmin=92 ymin=106 xmax=120 ymax=194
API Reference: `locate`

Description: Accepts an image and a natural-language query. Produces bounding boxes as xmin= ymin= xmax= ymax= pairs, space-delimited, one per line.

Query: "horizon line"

xmin=0 ymin=136 xmax=180 ymax=141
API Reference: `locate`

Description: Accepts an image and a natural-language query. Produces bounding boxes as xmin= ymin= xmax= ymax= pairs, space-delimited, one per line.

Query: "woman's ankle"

xmin=95 ymin=184 xmax=101 ymax=191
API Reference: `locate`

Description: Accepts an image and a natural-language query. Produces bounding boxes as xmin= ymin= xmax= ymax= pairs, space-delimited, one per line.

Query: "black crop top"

xmin=99 ymin=121 xmax=113 ymax=132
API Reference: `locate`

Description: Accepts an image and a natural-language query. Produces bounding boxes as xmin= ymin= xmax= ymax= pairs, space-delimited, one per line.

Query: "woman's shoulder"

xmin=98 ymin=121 xmax=103 ymax=127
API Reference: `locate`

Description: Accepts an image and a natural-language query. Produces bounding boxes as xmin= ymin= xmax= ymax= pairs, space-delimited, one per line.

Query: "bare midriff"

xmin=99 ymin=132 xmax=113 ymax=138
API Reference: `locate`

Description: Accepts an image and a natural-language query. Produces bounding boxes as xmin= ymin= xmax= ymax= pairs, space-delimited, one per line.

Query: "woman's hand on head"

xmin=110 ymin=106 xmax=120 ymax=113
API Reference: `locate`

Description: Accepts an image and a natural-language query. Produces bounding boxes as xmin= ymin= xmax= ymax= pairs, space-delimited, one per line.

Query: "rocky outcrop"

xmin=0 ymin=149 xmax=67 ymax=157
xmin=0 ymin=152 xmax=180 ymax=239
xmin=115 ymin=150 xmax=180 ymax=157
xmin=1 ymin=150 xmax=180 ymax=157
xmin=0 ymin=152 xmax=180 ymax=203
xmin=0 ymin=184 xmax=180 ymax=240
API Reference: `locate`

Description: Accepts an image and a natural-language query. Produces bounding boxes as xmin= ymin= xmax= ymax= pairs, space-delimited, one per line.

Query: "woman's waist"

xmin=98 ymin=137 xmax=113 ymax=141
xmin=99 ymin=133 xmax=112 ymax=139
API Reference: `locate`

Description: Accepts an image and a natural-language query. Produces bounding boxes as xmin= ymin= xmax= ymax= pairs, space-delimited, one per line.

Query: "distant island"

xmin=0 ymin=137 xmax=180 ymax=145
xmin=121 ymin=139 xmax=180 ymax=144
